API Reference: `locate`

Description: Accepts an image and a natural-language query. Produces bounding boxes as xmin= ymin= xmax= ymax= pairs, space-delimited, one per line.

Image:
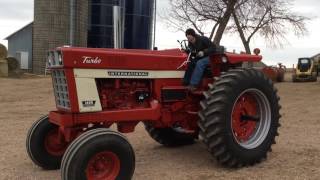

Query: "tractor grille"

xmin=52 ymin=69 xmax=70 ymax=109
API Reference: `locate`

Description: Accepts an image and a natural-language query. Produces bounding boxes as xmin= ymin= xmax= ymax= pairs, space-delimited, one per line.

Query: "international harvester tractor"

xmin=26 ymin=43 xmax=280 ymax=180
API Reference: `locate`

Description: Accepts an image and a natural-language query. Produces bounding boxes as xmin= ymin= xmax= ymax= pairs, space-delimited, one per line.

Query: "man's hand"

xmin=197 ymin=51 xmax=204 ymax=57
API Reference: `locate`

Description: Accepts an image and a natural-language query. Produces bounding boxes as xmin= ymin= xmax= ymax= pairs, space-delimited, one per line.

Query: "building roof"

xmin=4 ymin=22 xmax=33 ymax=40
xmin=311 ymin=53 xmax=320 ymax=59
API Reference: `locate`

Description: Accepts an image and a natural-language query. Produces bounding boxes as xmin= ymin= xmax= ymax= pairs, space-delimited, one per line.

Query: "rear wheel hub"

xmin=231 ymin=89 xmax=271 ymax=149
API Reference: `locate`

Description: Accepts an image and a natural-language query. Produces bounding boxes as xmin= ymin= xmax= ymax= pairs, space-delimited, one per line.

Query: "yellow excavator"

xmin=292 ymin=57 xmax=318 ymax=82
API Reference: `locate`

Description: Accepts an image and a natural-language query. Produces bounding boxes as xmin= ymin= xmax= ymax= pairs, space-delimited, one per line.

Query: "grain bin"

xmin=87 ymin=0 xmax=155 ymax=49
xmin=87 ymin=0 xmax=125 ymax=48
xmin=33 ymin=0 xmax=88 ymax=74
xmin=124 ymin=0 xmax=155 ymax=49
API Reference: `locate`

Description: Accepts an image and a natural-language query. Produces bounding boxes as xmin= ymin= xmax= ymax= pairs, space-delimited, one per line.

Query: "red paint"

xmin=96 ymin=79 xmax=150 ymax=110
xmin=232 ymin=93 xmax=258 ymax=142
xmin=262 ymin=63 xmax=286 ymax=82
xmin=49 ymin=100 xmax=161 ymax=129
xmin=86 ymin=151 xmax=120 ymax=180
xmin=52 ymin=47 xmax=261 ymax=70
xmin=224 ymin=53 xmax=262 ymax=64
xmin=117 ymin=122 xmax=139 ymax=133
xmin=57 ymin=48 xmax=188 ymax=70
xmin=44 ymin=128 xmax=68 ymax=156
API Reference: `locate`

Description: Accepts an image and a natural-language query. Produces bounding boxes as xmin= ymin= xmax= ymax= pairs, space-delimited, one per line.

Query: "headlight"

xmin=58 ymin=52 xmax=63 ymax=65
xmin=221 ymin=56 xmax=228 ymax=63
xmin=48 ymin=51 xmax=63 ymax=66
xmin=47 ymin=52 xmax=54 ymax=66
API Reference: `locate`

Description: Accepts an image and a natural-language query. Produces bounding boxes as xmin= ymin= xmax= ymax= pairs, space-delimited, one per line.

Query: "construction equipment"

xmin=26 ymin=45 xmax=280 ymax=180
xmin=292 ymin=57 xmax=317 ymax=82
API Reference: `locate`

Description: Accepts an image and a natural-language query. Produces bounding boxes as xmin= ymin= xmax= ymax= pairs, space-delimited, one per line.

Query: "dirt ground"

xmin=1 ymin=73 xmax=320 ymax=180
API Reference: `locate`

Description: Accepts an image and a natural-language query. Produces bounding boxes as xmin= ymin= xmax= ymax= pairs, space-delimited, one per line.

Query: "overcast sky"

xmin=0 ymin=0 xmax=319 ymax=66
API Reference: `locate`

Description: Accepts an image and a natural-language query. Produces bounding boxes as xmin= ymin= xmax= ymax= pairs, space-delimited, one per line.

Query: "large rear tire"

xmin=144 ymin=123 xmax=196 ymax=147
xmin=61 ymin=128 xmax=135 ymax=180
xmin=198 ymin=69 xmax=281 ymax=167
xmin=26 ymin=115 xmax=68 ymax=169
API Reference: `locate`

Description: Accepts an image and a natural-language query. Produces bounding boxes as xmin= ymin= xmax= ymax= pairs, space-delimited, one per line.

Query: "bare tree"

xmin=230 ymin=0 xmax=309 ymax=54
xmin=164 ymin=0 xmax=309 ymax=52
xmin=163 ymin=0 xmax=238 ymax=45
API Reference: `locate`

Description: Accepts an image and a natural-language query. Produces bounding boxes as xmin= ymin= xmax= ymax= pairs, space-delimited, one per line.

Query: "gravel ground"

xmin=1 ymin=73 xmax=320 ymax=180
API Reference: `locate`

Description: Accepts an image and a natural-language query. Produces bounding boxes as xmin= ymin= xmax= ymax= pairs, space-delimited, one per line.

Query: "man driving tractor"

xmin=183 ymin=28 xmax=217 ymax=91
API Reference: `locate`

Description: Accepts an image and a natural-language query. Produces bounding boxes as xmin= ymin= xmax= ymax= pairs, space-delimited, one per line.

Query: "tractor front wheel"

xmin=198 ymin=69 xmax=281 ymax=167
xmin=61 ymin=128 xmax=135 ymax=180
xmin=26 ymin=115 xmax=68 ymax=169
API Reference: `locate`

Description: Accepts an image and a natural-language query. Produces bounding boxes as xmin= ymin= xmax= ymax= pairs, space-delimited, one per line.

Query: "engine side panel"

xmin=73 ymin=68 xmax=185 ymax=113
xmin=75 ymin=78 xmax=102 ymax=112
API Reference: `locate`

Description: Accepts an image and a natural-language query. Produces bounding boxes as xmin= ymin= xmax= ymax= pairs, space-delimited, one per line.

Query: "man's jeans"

xmin=183 ymin=56 xmax=210 ymax=86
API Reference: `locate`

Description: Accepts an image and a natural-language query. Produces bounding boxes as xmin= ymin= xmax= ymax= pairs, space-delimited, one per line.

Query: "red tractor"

xmin=26 ymin=45 xmax=280 ymax=180
xmin=262 ymin=63 xmax=286 ymax=82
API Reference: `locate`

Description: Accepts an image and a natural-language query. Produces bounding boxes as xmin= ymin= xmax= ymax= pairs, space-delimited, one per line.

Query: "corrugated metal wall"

xmin=7 ymin=23 xmax=33 ymax=71
xmin=33 ymin=0 xmax=88 ymax=74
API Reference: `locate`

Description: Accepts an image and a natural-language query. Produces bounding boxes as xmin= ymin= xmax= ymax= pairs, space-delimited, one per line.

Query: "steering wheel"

xmin=177 ymin=40 xmax=189 ymax=52
xmin=176 ymin=39 xmax=194 ymax=70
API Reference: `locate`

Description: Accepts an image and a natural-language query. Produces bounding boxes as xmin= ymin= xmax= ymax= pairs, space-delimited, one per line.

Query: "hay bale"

xmin=6 ymin=57 xmax=19 ymax=71
xmin=6 ymin=57 xmax=22 ymax=78
xmin=0 ymin=44 xmax=8 ymax=59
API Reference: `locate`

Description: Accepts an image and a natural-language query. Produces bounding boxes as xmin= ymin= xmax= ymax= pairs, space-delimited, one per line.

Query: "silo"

xmin=124 ymin=0 xmax=155 ymax=49
xmin=87 ymin=0 xmax=125 ymax=48
xmin=87 ymin=0 xmax=155 ymax=49
xmin=33 ymin=0 xmax=88 ymax=74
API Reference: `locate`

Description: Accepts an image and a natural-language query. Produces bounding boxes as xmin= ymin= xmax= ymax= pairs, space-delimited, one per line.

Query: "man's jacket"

xmin=188 ymin=35 xmax=216 ymax=59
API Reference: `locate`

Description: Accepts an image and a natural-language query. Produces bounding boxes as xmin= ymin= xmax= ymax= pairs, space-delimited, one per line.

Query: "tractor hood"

xmin=55 ymin=47 xmax=188 ymax=71
xmin=48 ymin=47 xmax=262 ymax=70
